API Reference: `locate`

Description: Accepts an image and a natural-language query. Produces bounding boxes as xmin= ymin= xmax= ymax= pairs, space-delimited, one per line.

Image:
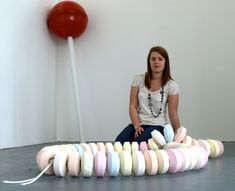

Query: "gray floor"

xmin=0 ymin=142 xmax=234 ymax=191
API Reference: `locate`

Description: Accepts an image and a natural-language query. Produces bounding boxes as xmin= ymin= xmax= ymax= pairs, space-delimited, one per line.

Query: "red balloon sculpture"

xmin=47 ymin=1 xmax=88 ymax=39
xmin=47 ymin=1 xmax=88 ymax=142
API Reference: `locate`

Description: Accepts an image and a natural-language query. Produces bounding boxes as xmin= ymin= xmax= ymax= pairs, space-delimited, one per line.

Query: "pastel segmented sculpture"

xmin=36 ymin=126 xmax=224 ymax=178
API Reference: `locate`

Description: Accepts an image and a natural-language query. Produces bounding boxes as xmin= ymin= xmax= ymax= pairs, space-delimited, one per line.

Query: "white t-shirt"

xmin=131 ymin=74 xmax=179 ymax=126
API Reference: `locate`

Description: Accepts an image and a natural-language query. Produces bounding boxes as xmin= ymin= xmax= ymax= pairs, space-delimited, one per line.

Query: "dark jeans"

xmin=115 ymin=124 xmax=164 ymax=144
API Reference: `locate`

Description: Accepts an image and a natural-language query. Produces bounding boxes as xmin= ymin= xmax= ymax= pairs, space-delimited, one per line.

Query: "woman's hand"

xmin=134 ymin=126 xmax=144 ymax=139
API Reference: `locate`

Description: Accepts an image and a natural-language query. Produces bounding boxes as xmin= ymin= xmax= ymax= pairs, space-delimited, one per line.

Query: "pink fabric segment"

xmin=67 ymin=152 xmax=80 ymax=176
xmin=144 ymin=150 xmax=158 ymax=175
xmin=182 ymin=135 xmax=192 ymax=145
xmin=174 ymin=127 xmax=187 ymax=143
xmin=94 ymin=151 xmax=107 ymax=177
xmin=166 ymin=149 xmax=183 ymax=173
xmin=139 ymin=141 xmax=148 ymax=153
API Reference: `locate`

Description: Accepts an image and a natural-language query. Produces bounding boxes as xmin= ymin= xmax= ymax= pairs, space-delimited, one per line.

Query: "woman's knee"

xmin=134 ymin=126 xmax=163 ymax=143
xmin=115 ymin=124 xmax=135 ymax=143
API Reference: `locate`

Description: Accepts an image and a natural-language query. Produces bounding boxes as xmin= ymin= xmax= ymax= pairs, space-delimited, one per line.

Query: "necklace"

xmin=147 ymin=87 xmax=164 ymax=118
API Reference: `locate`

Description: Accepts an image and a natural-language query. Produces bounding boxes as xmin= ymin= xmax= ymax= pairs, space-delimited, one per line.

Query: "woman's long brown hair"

xmin=145 ymin=46 xmax=173 ymax=89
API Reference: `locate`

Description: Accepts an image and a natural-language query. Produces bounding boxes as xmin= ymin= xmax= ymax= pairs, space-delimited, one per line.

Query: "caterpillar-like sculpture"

xmin=36 ymin=126 xmax=224 ymax=177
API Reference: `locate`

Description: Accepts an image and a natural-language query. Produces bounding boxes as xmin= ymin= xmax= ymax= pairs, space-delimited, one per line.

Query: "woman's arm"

xmin=168 ymin=94 xmax=180 ymax=132
xmin=129 ymin=86 xmax=144 ymax=138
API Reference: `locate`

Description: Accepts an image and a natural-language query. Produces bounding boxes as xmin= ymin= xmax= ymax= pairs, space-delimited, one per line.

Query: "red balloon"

xmin=47 ymin=1 xmax=88 ymax=39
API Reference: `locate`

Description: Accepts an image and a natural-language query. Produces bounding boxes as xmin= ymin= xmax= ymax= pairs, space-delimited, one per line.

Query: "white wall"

xmin=1 ymin=0 xmax=235 ymax=148
xmin=0 ymin=0 xmax=57 ymax=148
xmin=56 ymin=0 xmax=235 ymax=142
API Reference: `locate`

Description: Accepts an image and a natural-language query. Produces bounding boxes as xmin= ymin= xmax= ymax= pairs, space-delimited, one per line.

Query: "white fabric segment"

xmin=186 ymin=148 xmax=197 ymax=170
xmin=151 ymin=130 xmax=166 ymax=147
xmin=132 ymin=151 xmax=146 ymax=176
xmin=81 ymin=151 xmax=94 ymax=177
xmin=198 ymin=146 xmax=209 ymax=168
xmin=53 ymin=151 xmax=68 ymax=177
xmin=193 ymin=147 xmax=205 ymax=169
xmin=198 ymin=139 xmax=211 ymax=157
xmin=177 ymin=148 xmax=191 ymax=171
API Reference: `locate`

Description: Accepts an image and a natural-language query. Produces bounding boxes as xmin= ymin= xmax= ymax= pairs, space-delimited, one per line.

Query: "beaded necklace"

xmin=147 ymin=87 xmax=164 ymax=118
